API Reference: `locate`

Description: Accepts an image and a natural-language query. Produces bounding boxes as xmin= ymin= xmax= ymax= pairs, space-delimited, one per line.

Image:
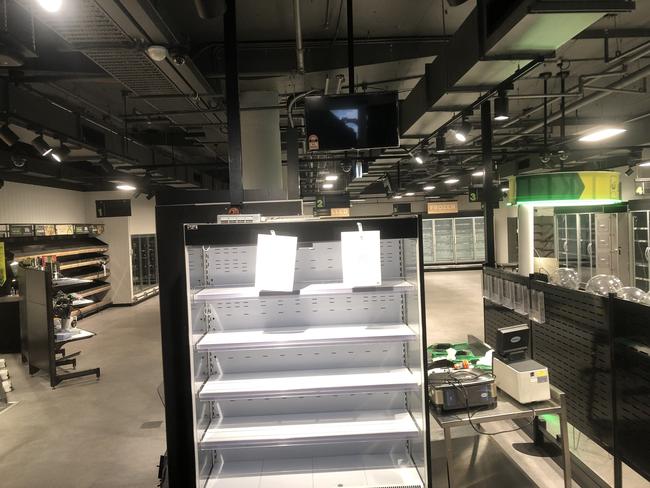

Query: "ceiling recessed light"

xmin=116 ymin=184 xmax=137 ymax=191
xmin=578 ymin=127 xmax=626 ymax=142
xmin=393 ymin=195 xmax=403 ymax=199
xmin=445 ymin=178 xmax=460 ymax=185
xmin=405 ymin=192 xmax=415 ymax=196
xmin=37 ymin=0 xmax=62 ymax=13
xmin=322 ymin=183 xmax=334 ymax=189
xmin=325 ymin=174 xmax=339 ymax=181
xmin=472 ymin=170 xmax=484 ymax=177
xmin=423 ymin=185 xmax=435 ymax=191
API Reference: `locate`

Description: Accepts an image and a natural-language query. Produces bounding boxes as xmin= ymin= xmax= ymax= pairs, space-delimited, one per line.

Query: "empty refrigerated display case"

xmin=162 ymin=216 xmax=431 ymax=487
xmin=631 ymin=210 xmax=650 ymax=291
xmin=422 ymin=216 xmax=485 ymax=267
xmin=131 ymin=234 xmax=159 ymax=300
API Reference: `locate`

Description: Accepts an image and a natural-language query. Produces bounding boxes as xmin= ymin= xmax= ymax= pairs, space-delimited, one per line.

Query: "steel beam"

xmin=224 ymin=0 xmax=243 ymax=205
xmin=481 ymin=100 xmax=496 ymax=267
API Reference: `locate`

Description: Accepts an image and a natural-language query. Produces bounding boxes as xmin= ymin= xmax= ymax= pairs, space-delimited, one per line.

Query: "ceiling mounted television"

xmin=304 ymin=92 xmax=400 ymax=151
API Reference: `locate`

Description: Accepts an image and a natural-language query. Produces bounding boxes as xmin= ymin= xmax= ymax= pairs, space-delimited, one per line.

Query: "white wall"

xmin=0 ymin=183 xmax=158 ymax=305
xmin=0 ymin=182 xmax=87 ymax=223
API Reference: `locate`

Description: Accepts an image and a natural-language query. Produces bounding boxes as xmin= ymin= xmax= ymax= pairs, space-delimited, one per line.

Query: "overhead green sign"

xmin=508 ymin=171 xmax=621 ymax=207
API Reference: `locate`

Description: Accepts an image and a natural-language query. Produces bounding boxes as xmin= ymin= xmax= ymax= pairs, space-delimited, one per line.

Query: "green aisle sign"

xmin=508 ymin=171 xmax=621 ymax=207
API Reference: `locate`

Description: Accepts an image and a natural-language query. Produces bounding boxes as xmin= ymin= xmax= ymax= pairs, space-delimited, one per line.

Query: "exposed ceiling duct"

xmin=348 ymin=0 xmax=635 ymax=197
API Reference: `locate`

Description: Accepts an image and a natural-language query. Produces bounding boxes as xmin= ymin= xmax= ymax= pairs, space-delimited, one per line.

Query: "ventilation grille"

xmin=44 ymin=0 xmax=127 ymax=44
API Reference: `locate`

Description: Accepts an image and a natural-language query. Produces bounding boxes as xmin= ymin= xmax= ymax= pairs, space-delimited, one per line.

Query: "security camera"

xmin=340 ymin=160 xmax=352 ymax=173
xmin=539 ymin=153 xmax=551 ymax=165
xmin=172 ymin=54 xmax=186 ymax=66
xmin=557 ymin=150 xmax=569 ymax=161
xmin=11 ymin=154 xmax=26 ymax=168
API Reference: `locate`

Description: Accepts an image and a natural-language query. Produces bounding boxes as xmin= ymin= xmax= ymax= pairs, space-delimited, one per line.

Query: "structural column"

xmin=518 ymin=205 xmax=535 ymax=276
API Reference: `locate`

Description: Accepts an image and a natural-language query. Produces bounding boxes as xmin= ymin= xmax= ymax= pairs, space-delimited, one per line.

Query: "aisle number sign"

xmin=427 ymin=201 xmax=458 ymax=215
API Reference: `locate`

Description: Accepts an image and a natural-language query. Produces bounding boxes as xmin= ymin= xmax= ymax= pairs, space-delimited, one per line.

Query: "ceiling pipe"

xmin=499 ymin=61 xmax=650 ymax=146
xmin=293 ymin=0 xmax=305 ymax=74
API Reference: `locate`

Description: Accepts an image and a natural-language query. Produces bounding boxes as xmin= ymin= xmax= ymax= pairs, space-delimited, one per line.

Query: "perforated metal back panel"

xmin=530 ymin=281 xmax=614 ymax=451
xmin=612 ymin=298 xmax=650 ymax=480
xmin=187 ymin=240 xmax=404 ymax=289
xmin=482 ymin=268 xmax=529 ymax=347
xmin=483 ymin=299 xmax=528 ymax=348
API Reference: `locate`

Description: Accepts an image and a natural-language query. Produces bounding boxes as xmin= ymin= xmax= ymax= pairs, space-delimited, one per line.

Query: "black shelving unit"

xmin=19 ymin=266 xmax=100 ymax=388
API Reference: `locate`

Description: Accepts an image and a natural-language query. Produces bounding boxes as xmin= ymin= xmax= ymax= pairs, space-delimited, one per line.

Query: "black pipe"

xmin=224 ymin=0 xmax=243 ymax=205
xmin=481 ymin=100 xmax=496 ymax=268
xmin=347 ymin=0 xmax=354 ymax=94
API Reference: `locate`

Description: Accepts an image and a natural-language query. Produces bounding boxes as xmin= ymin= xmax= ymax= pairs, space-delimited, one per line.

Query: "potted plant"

xmin=53 ymin=291 xmax=74 ymax=330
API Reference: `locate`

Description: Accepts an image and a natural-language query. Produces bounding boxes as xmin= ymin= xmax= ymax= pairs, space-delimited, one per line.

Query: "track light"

xmin=625 ymin=165 xmax=635 ymax=177
xmin=99 ymin=156 xmax=114 ymax=174
xmin=51 ymin=144 xmax=71 ymax=163
xmin=435 ymin=134 xmax=446 ymax=153
xmin=0 ymin=125 xmax=19 ymax=146
xmin=31 ymin=135 xmax=52 ymax=156
xmin=409 ymin=150 xmax=425 ymax=164
xmin=494 ymin=91 xmax=509 ymax=121
xmin=37 ymin=0 xmax=62 ymax=13
xmin=455 ymin=118 xmax=471 ymax=142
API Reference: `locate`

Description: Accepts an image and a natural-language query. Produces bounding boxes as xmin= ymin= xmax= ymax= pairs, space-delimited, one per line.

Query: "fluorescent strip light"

xmin=423 ymin=185 xmax=435 ymax=191
xmin=116 ymin=184 xmax=137 ymax=191
xmin=405 ymin=192 xmax=415 ymax=196
xmin=322 ymin=183 xmax=334 ymax=189
xmin=472 ymin=170 xmax=484 ymax=177
xmin=325 ymin=175 xmax=338 ymax=181
xmin=445 ymin=178 xmax=459 ymax=184
xmin=501 ymin=187 xmax=509 ymax=192
xmin=494 ymin=115 xmax=509 ymax=121
xmin=578 ymin=127 xmax=626 ymax=142
xmin=393 ymin=195 xmax=403 ymax=199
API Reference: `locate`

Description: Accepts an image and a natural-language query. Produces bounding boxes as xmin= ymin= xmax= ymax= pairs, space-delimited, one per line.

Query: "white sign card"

xmin=340 ymin=228 xmax=382 ymax=287
xmin=255 ymin=232 xmax=298 ymax=292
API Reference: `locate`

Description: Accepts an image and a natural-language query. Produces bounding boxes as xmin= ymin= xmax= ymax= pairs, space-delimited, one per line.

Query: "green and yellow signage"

xmin=508 ymin=171 xmax=621 ymax=207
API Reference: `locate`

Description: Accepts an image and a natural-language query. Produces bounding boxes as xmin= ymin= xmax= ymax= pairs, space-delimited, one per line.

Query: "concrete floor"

xmin=0 ymin=271 xmax=633 ymax=488
xmin=0 ymin=297 xmax=165 ymax=488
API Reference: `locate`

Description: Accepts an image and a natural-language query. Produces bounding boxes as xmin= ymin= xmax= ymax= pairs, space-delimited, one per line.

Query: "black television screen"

xmin=304 ymin=92 xmax=399 ymax=151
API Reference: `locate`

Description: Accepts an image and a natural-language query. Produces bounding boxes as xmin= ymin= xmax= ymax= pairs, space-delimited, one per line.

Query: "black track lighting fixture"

xmin=32 ymin=135 xmax=53 ymax=156
xmin=99 ymin=155 xmax=114 ymax=174
xmin=51 ymin=144 xmax=71 ymax=163
xmin=0 ymin=125 xmax=19 ymax=146
xmin=435 ymin=133 xmax=446 ymax=153
xmin=494 ymin=90 xmax=509 ymax=121
xmin=455 ymin=117 xmax=472 ymax=143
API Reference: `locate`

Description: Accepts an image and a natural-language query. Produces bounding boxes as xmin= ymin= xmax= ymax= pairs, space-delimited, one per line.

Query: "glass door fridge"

xmin=631 ymin=211 xmax=650 ymax=291
xmin=162 ymin=216 xmax=431 ymax=488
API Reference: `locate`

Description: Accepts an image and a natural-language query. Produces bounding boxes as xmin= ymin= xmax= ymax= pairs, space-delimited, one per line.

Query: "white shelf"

xmin=205 ymin=454 xmax=423 ymax=488
xmin=195 ymin=323 xmax=416 ymax=351
xmin=198 ymin=367 xmax=420 ymax=400
xmin=199 ymin=410 xmax=419 ymax=449
xmin=193 ymin=281 xmax=414 ymax=301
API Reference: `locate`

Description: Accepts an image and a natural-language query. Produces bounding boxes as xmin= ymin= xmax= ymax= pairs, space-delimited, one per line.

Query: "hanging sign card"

xmin=341 ymin=227 xmax=382 ymax=287
xmin=254 ymin=232 xmax=297 ymax=292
